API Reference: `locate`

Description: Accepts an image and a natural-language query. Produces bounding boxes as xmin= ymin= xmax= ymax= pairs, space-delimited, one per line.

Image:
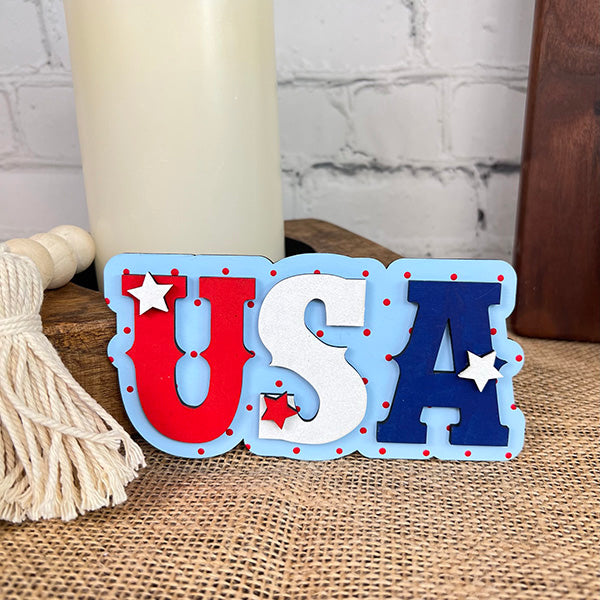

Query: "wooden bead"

xmin=31 ymin=233 xmax=77 ymax=289
xmin=5 ymin=238 xmax=54 ymax=289
xmin=49 ymin=225 xmax=95 ymax=274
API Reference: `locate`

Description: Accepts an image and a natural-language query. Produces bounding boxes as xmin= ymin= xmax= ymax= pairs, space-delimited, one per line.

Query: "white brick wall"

xmin=0 ymin=0 xmax=535 ymax=261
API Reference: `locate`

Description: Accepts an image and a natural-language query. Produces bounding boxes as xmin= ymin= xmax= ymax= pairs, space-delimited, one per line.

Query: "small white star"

xmin=458 ymin=350 xmax=503 ymax=392
xmin=128 ymin=272 xmax=173 ymax=315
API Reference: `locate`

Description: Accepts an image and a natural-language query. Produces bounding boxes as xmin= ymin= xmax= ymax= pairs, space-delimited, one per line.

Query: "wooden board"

xmin=512 ymin=0 xmax=600 ymax=341
xmin=40 ymin=219 xmax=401 ymax=433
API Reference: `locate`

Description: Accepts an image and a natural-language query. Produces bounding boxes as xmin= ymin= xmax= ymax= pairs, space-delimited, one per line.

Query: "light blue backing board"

xmin=104 ymin=254 xmax=525 ymax=461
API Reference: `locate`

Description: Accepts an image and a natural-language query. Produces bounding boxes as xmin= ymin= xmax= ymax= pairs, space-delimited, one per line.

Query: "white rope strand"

xmin=0 ymin=248 xmax=145 ymax=522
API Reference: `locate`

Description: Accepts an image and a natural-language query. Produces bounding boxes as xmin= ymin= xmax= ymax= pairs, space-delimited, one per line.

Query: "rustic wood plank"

xmin=512 ymin=0 xmax=600 ymax=341
xmin=40 ymin=219 xmax=401 ymax=432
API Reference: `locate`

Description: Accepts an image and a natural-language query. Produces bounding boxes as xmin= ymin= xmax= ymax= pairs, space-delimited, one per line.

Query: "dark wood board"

xmin=40 ymin=219 xmax=401 ymax=433
xmin=512 ymin=0 xmax=600 ymax=341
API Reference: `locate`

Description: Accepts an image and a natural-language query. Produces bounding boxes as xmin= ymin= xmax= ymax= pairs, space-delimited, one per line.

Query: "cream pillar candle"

xmin=64 ymin=0 xmax=285 ymax=289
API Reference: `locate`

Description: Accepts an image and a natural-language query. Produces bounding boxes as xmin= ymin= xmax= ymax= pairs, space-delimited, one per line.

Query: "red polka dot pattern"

xmin=124 ymin=327 xmax=131 ymax=334
xmin=362 ymin=270 xmax=369 ymax=277
xmin=404 ymin=272 xmax=411 ymax=279
xmin=379 ymin=448 xmax=386 ymax=455
xmin=490 ymin=328 xmax=497 ymax=335
xmin=423 ymin=450 xmax=430 ymax=457
xmin=226 ymin=429 xmax=233 ymax=436
xmin=171 ymin=269 xmax=179 ymax=276
xmin=516 ymin=355 xmax=523 ymax=362
xmin=126 ymin=386 xmax=134 ymax=393
xmin=360 ymin=427 xmax=367 ymax=434
xmin=362 ymin=377 xmax=368 ymax=385
xmin=293 ymin=447 xmax=300 ymax=454
xmin=222 ymin=268 xmax=229 ymax=275
xmin=336 ymin=448 xmax=343 ymax=455
xmin=270 ymin=270 xmax=277 ymax=276
xmin=383 ymin=298 xmax=391 ymax=306
xmin=194 ymin=299 xmax=201 ymax=306
xmin=385 ymin=354 xmax=393 ymax=361
xmin=275 ymin=380 xmax=283 ymax=388
xmin=465 ymin=450 xmax=472 ymax=457
xmin=363 ymin=329 xmax=371 ymax=337
xmin=197 ymin=448 xmax=205 ymax=455
xmin=450 ymin=273 xmax=458 ymax=281
xmin=190 ymin=351 xmax=198 ymax=358
xmin=316 ymin=330 xmax=324 ymax=338
xmin=246 ymin=404 xmax=253 ymax=411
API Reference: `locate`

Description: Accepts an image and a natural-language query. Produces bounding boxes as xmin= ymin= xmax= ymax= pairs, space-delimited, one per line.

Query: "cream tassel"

xmin=0 ymin=245 xmax=145 ymax=522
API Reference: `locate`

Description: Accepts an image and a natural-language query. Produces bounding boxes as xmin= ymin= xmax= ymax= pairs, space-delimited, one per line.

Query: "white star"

xmin=458 ymin=350 xmax=503 ymax=392
xmin=128 ymin=272 xmax=173 ymax=315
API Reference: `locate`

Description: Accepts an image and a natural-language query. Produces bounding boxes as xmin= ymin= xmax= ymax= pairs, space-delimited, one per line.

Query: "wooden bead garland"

xmin=4 ymin=225 xmax=96 ymax=290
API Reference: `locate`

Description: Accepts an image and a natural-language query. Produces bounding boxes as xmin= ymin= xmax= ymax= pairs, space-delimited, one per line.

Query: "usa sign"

xmin=104 ymin=253 xmax=525 ymax=461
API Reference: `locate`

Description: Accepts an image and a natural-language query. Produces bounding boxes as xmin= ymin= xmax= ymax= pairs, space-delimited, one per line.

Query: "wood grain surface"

xmin=512 ymin=0 xmax=600 ymax=341
xmin=40 ymin=219 xmax=401 ymax=433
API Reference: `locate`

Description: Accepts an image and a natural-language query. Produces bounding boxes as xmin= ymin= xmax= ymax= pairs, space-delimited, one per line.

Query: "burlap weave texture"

xmin=1 ymin=336 xmax=598 ymax=599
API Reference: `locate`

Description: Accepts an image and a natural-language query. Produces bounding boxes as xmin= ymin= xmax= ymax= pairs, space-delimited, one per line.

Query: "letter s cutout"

xmin=258 ymin=274 xmax=367 ymax=444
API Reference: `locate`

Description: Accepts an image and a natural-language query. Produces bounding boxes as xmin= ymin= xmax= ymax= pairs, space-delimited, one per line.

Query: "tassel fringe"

xmin=0 ymin=245 xmax=145 ymax=522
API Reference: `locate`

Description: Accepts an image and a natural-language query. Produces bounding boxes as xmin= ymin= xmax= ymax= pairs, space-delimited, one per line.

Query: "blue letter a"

xmin=377 ymin=281 xmax=509 ymax=447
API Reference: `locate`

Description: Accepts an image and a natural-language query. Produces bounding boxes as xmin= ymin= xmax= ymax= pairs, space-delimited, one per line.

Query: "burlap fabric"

xmin=1 ymin=336 xmax=598 ymax=599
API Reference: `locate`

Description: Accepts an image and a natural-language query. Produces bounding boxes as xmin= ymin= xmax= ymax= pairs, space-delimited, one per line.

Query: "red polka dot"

xmin=190 ymin=351 xmax=198 ymax=358
xmin=336 ymin=448 xmax=343 ymax=455
xmin=382 ymin=401 xmax=390 ymax=409
xmin=490 ymin=328 xmax=497 ymax=335
xmin=505 ymin=452 xmax=512 ymax=459
xmin=450 ymin=273 xmax=458 ymax=281
xmin=385 ymin=354 xmax=393 ymax=361
xmin=362 ymin=377 xmax=368 ymax=385
xmin=108 ymin=356 xmax=114 ymax=363
xmin=360 ymin=427 xmax=367 ymax=434
xmin=465 ymin=450 xmax=472 ymax=457
xmin=409 ymin=327 xmax=413 ymax=334
xmin=171 ymin=268 xmax=179 ymax=276
xmin=293 ymin=447 xmax=300 ymax=454
xmin=226 ymin=428 xmax=233 ymax=436
xmin=122 ymin=268 xmax=130 ymax=275
xmin=194 ymin=299 xmax=201 ymax=306
xmin=197 ymin=448 xmax=205 ymax=455
xmin=222 ymin=268 xmax=229 ymax=275
xmin=497 ymin=275 xmax=504 ymax=282
xmin=247 ymin=301 xmax=255 ymax=308
xmin=316 ymin=330 xmax=324 ymax=338
xmin=314 ymin=269 xmax=321 ymax=274
xmin=404 ymin=271 xmax=411 ymax=279
xmin=275 ymin=380 xmax=283 ymax=388
xmin=362 ymin=270 xmax=369 ymax=277
xmin=423 ymin=450 xmax=430 ymax=457
xmin=379 ymin=448 xmax=386 ymax=455
xmin=446 ymin=425 xmax=451 ymax=431
xmin=516 ymin=355 xmax=523 ymax=362
xmin=295 ymin=405 xmax=301 ymax=412
xmin=126 ymin=385 xmax=134 ymax=393
xmin=363 ymin=329 xmax=371 ymax=336
xmin=104 ymin=297 xmax=110 ymax=304
xmin=383 ymin=298 xmax=391 ymax=306
xmin=511 ymin=404 xmax=517 ymax=410
xmin=270 ymin=269 xmax=277 ymax=276
xmin=246 ymin=404 xmax=253 ymax=411
xmin=123 ymin=327 xmax=131 ymax=334
xmin=245 ymin=444 xmax=251 ymax=450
